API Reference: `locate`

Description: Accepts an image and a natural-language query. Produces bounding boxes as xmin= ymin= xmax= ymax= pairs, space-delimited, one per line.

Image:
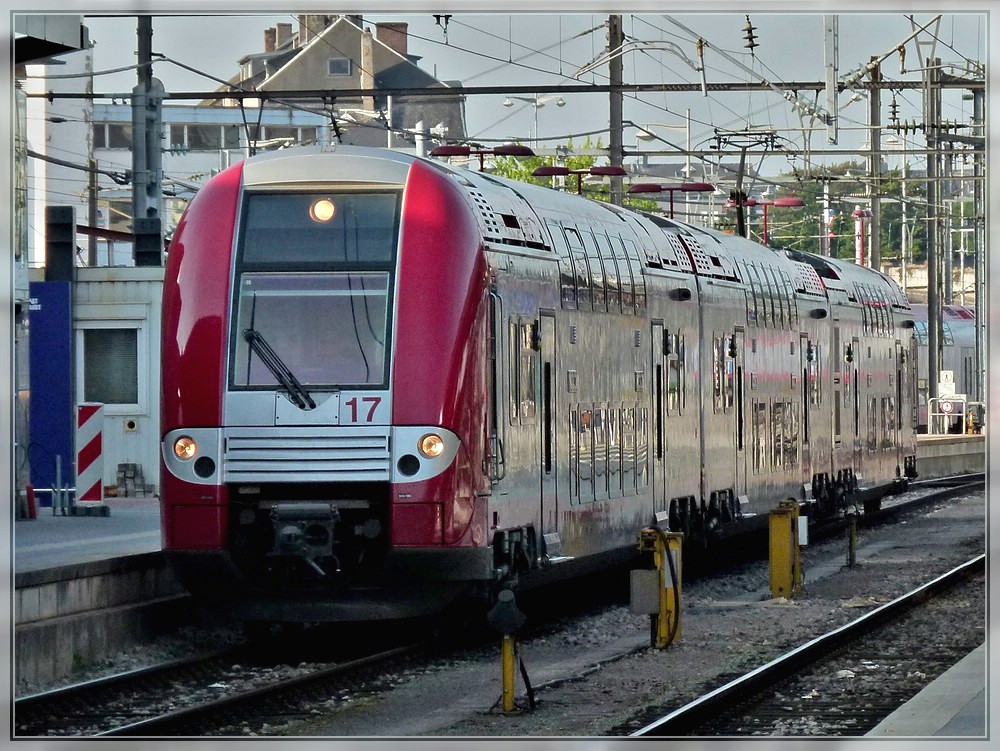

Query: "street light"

xmin=430 ymin=143 xmax=535 ymax=170
xmin=531 ymin=165 xmax=627 ymax=194
xmin=626 ymin=182 xmax=715 ymax=219
xmin=503 ymin=95 xmax=565 ymax=143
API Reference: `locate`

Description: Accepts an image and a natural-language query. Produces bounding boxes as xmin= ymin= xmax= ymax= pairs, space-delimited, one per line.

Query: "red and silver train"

xmin=160 ymin=145 xmax=918 ymax=623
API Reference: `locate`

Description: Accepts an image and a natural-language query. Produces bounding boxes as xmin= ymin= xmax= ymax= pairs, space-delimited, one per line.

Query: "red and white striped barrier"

xmin=76 ymin=403 xmax=104 ymax=503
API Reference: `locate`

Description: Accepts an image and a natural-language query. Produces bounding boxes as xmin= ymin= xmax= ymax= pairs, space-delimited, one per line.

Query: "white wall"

xmin=74 ymin=267 xmax=163 ymax=493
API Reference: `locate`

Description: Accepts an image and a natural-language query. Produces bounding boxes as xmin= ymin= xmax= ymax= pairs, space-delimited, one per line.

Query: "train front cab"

xmin=160 ymin=149 xmax=496 ymax=621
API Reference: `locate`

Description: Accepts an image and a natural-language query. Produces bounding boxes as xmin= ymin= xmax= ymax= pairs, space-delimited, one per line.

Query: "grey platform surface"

xmin=867 ymin=642 xmax=986 ymax=737
xmin=13 ymin=497 xmax=162 ymax=575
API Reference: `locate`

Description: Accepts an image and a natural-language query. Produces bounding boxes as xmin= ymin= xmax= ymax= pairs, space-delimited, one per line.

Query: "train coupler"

xmin=632 ymin=527 xmax=683 ymax=648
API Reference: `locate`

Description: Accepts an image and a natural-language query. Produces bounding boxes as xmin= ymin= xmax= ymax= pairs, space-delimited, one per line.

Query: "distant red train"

xmin=160 ymin=145 xmax=918 ymax=624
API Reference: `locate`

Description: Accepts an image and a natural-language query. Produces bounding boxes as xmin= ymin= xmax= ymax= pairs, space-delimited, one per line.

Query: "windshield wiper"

xmin=243 ymin=328 xmax=316 ymax=410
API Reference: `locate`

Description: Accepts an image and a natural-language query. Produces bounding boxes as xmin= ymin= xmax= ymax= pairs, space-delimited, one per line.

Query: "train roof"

xmin=236 ymin=146 xmax=912 ymax=309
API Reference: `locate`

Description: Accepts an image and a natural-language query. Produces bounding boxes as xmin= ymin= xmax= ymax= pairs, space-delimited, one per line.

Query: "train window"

xmin=741 ymin=262 xmax=758 ymax=326
xmin=581 ymin=230 xmax=607 ymax=312
xmin=547 ymin=221 xmax=577 ymax=309
xmin=622 ymin=406 xmax=636 ymax=495
xmin=942 ymin=322 xmax=954 ymax=346
xmin=595 ymin=232 xmax=622 ymax=313
xmin=667 ymin=350 xmax=681 ymax=414
xmin=609 ymin=234 xmax=634 ymax=313
xmin=508 ymin=320 xmax=537 ymax=424
xmin=621 ymin=237 xmax=646 ymax=314
xmin=713 ymin=336 xmax=723 ymax=412
xmin=564 ymin=228 xmax=592 ymax=310
xmin=749 ymin=264 xmax=763 ymax=327
xmin=752 ymin=401 xmax=767 ymax=474
xmin=810 ymin=344 xmax=822 ymax=406
xmin=239 ymin=192 xmax=400 ymax=267
xmin=781 ymin=271 xmax=798 ymax=328
xmin=636 ymin=407 xmax=649 ymax=491
xmin=569 ymin=410 xmax=579 ymax=503
xmin=726 ymin=337 xmax=735 ymax=412
xmin=771 ymin=401 xmax=784 ymax=469
xmin=784 ymin=401 xmax=799 ymax=468
xmin=765 ymin=267 xmax=781 ymax=328
xmin=579 ymin=408 xmax=594 ymax=503
xmin=834 ymin=396 xmax=842 ymax=445
xmin=883 ymin=396 xmax=895 ymax=449
xmin=607 ymin=407 xmax=621 ymax=498
xmin=679 ymin=335 xmax=688 ymax=412
xmin=232 ymin=271 xmax=389 ymax=388
xmin=593 ymin=407 xmax=608 ymax=501
xmin=867 ymin=396 xmax=878 ymax=452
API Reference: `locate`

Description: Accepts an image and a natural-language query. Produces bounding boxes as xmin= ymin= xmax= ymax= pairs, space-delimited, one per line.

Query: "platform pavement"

xmin=13 ymin=496 xmax=163 ymax=574
xmin=866 ymin=642 xmax=986 ymax=737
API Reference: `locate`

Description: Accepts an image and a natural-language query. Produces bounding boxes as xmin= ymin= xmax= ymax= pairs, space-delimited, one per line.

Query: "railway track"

xmin=14 ymin=633 xmax=428 ymax=737
xmin=630 ymin=554 xmax=985 ymax=736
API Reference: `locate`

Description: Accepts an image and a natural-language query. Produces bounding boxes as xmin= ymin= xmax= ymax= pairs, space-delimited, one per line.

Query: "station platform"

xmin=867 ymin=642 xmax=986 ymax=737
xmin=13 ymin=496 xmax=162 ymax=575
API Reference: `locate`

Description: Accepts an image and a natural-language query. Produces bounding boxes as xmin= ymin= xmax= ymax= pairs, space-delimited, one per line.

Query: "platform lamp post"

xmin=531 ymin=165 xmax=628 ymax=194
xmin=626 ymin=182 xmax=715 ymax=219
xmin=430 ymin=143 xmax=535 ymax=170
xmin=852 ymin=206 xmax=873 ymax=266
xmin=757 ymin=196 xmax=806 ymax=245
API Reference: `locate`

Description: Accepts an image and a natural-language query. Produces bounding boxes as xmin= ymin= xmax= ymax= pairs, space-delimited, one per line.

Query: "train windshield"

xmin=230 ymin=191 xmax=399 ymax=389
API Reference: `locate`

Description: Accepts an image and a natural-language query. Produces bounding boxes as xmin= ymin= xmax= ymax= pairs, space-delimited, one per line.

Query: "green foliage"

xmin=765 ymin=161 xmax=928 ymax=266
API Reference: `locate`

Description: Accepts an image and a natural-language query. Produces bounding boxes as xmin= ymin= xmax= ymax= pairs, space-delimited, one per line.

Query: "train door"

xmin=894 ymin=339 xmax=904 ymax=468
xmin=733 ymin=328 xmax=747 ymax=501
xmin=651 ymin=321 xmax=665 ymax=514
xmin=538 ymin=312 xmax=558 ymax=540
xmin=799 ymin=332 xmax=812 ymax=490
xmin=852 ymin=335 xmax=862 ymax=477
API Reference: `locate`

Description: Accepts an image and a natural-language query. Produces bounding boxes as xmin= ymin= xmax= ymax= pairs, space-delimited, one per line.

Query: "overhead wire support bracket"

xmin=663 ymin=15 xmax=834 ymax=126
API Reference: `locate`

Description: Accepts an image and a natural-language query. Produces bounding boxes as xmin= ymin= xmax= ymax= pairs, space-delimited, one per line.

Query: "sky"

xmin=67 ymin=7 xmax=986 ymax=179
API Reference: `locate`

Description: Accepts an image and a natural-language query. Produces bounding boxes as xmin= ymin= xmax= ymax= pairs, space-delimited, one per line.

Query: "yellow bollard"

xmin=636 ymin=528 xmax=683 ymax=648
xmin=769 ymin=500 xmax=802 ymax=598
xmin=501 ymin=634 xmax=516 ymax=712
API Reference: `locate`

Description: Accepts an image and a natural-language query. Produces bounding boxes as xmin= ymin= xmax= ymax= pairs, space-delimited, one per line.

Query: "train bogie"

xmin=160 ymin=145 xmax=917 ymax=623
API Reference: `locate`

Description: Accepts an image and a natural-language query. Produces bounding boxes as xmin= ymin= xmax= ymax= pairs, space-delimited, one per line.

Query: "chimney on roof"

xmin=376 ymin=22 xmax=408 ymax=58
xmin=361 ymin=27 xmax=375 ymax=113
xmin=264 ymin=27 xmax=276 ymax=53
xmin=298 ymin=14 xmax=308 ymax=45
xmin=276 ymin=22 xmax=291 ymax=47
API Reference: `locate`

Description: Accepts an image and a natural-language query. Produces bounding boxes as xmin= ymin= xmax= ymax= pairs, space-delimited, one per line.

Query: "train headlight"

xmin=418 ymin=433 xmax=445 ymax=459
xmin=309 ymin=198 xmax=336 ymax=223
xmin=173 ymin=436 xmax=198 ymax=460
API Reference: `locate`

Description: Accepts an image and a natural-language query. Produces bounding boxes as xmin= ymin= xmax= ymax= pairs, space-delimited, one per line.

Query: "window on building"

xmin=188 ymin=124 xmax=222 ymax=150
xmin=83 ymin=328 xmax=138 ymax=404
xmin=107 ymin=124 xmax=132 ymax=149
xmin=266 ymin=126 xmax=296 ymax=141
xmin=224 ymin=125 xmax=241 ymax=149
xmin=107 ymin=200 xmax=132 ymax=233
xmin=328 ymin=57 xmax=352 ymax=76
xmin=93 ymin=124 xmax=107 ymax=148
xmin=169 ymin=124 xmax=186 ymax=150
